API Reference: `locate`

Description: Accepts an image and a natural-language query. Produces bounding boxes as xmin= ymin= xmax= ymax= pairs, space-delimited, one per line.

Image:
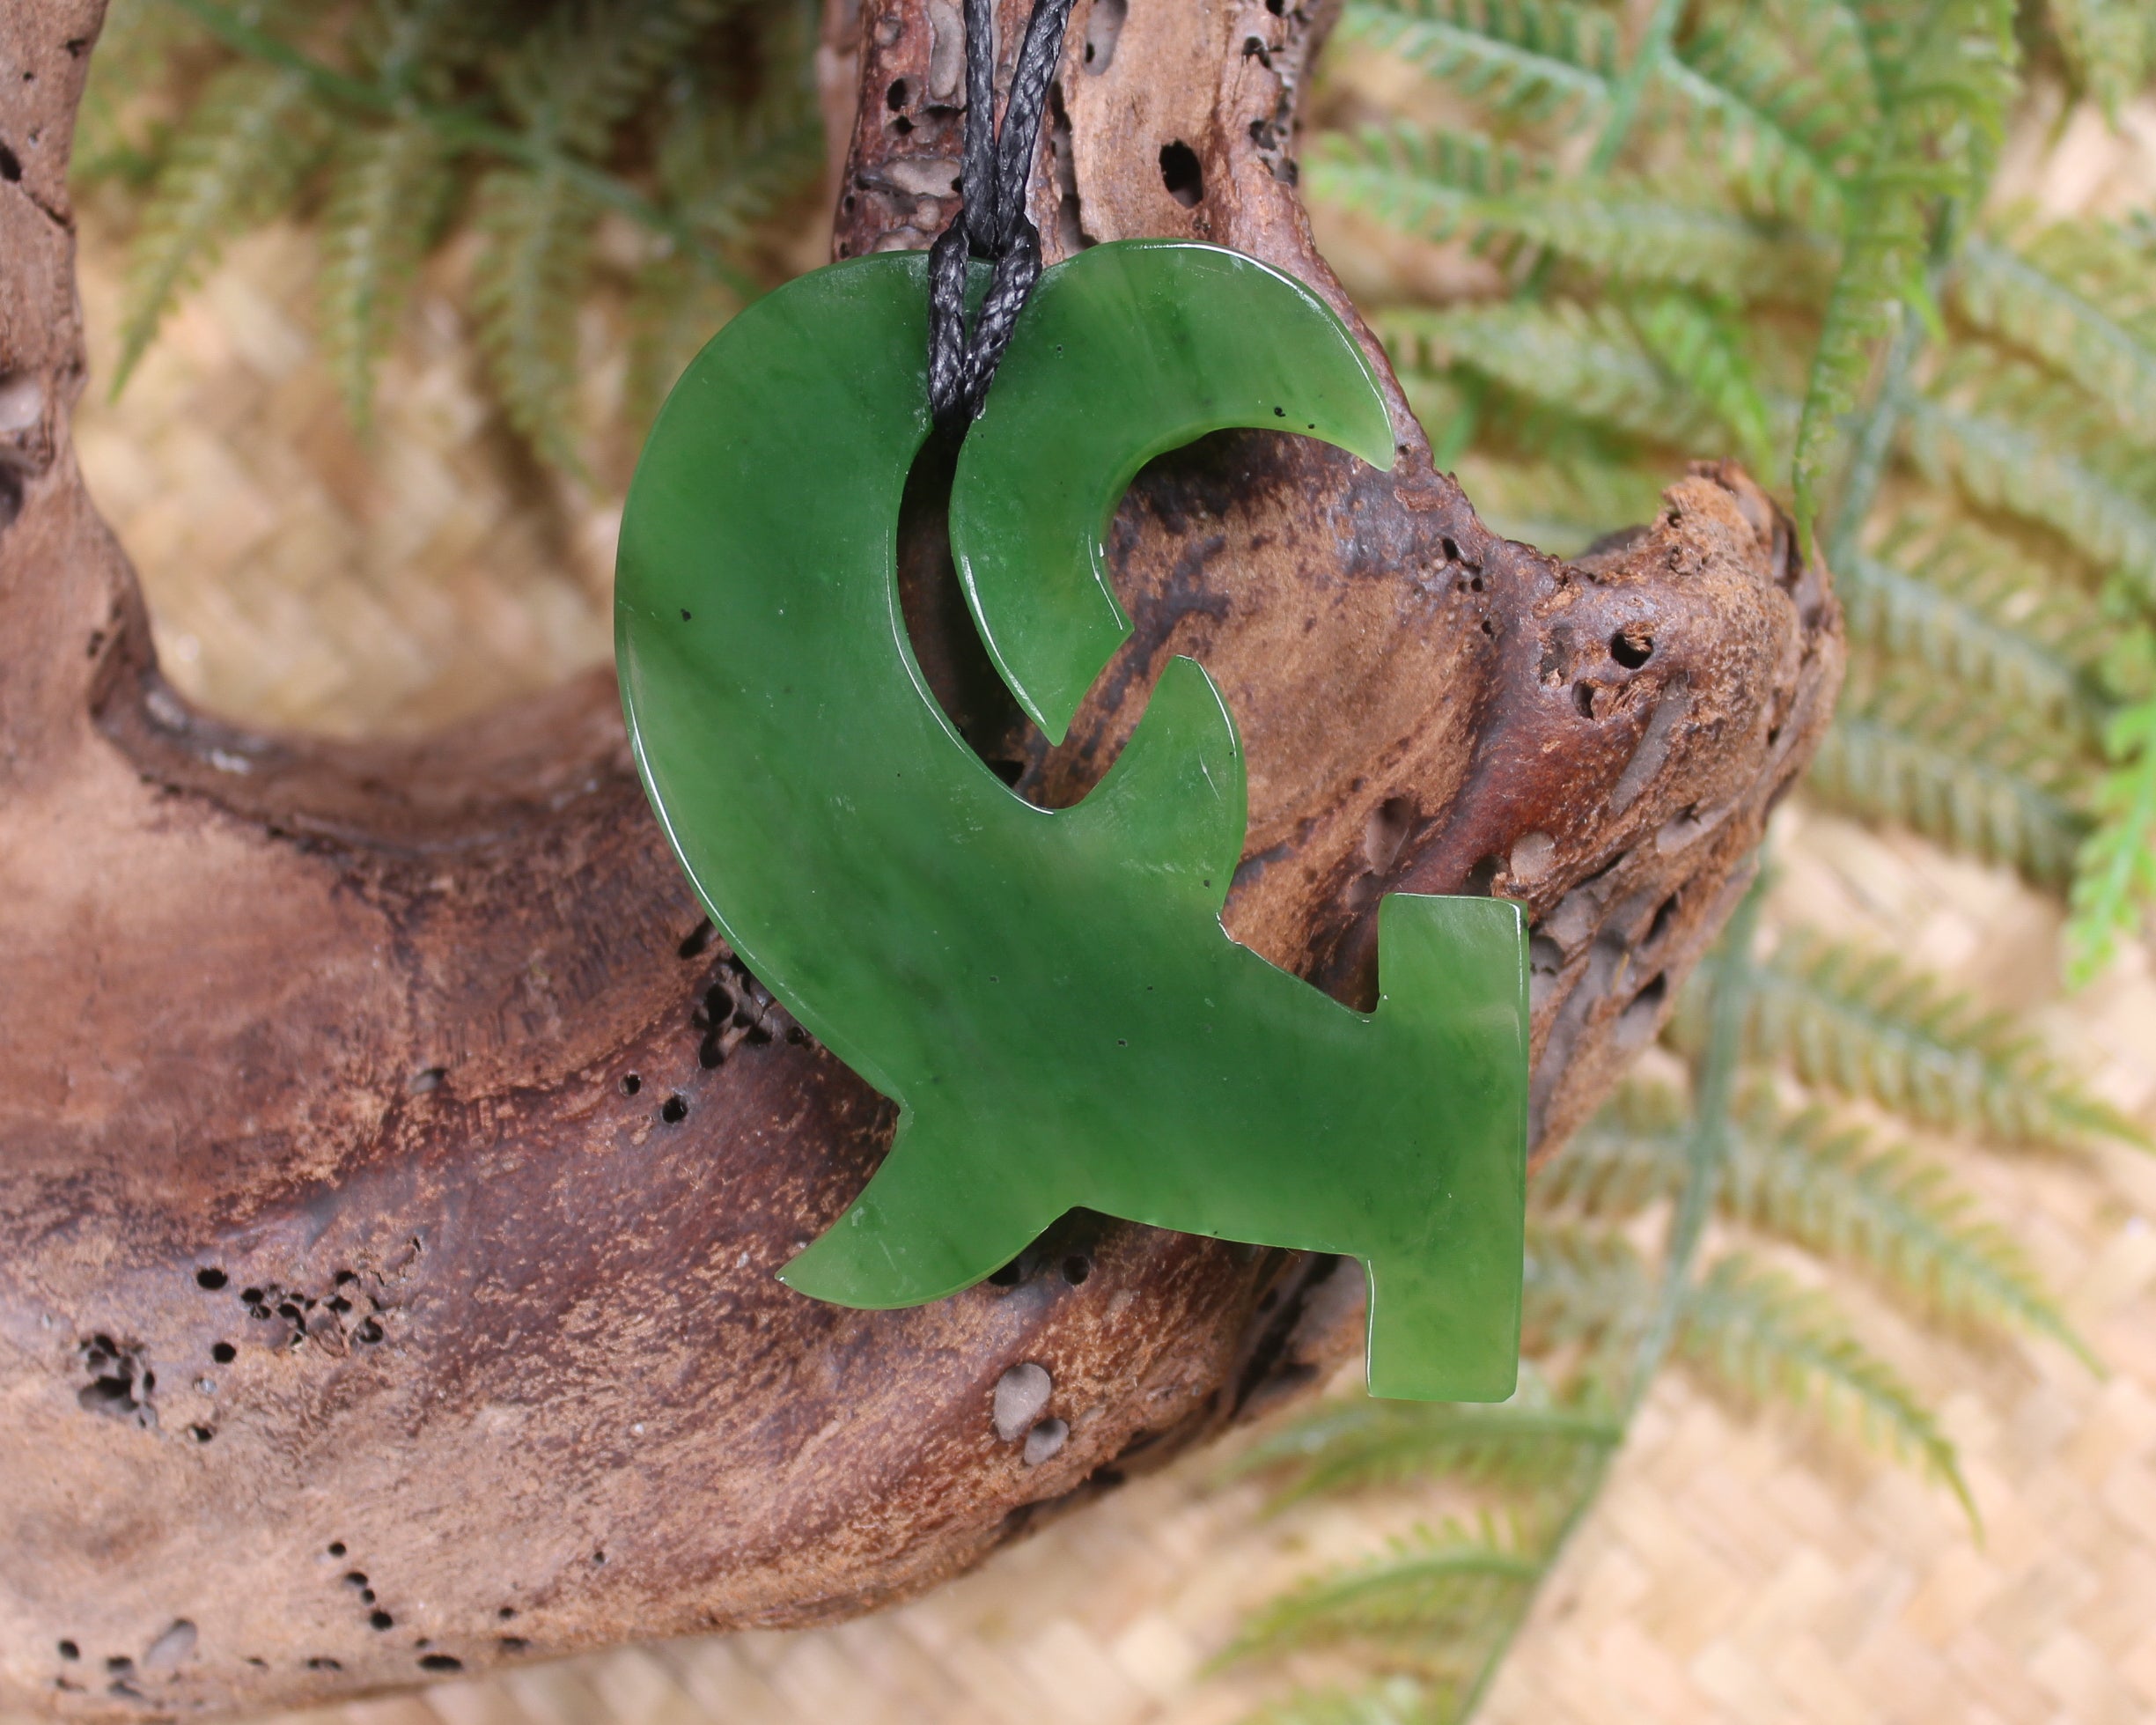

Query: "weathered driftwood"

xmin=0 ymin=0 xmax=1840 ymax=1714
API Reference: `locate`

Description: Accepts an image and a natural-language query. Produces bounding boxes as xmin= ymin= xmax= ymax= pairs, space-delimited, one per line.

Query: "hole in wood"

xmin=1159 ymin=140 xmax=1203 ymax=207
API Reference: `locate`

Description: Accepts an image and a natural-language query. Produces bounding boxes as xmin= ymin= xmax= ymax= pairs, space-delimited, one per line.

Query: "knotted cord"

xmin=925 ymin=0 xmax=1078 ymax=424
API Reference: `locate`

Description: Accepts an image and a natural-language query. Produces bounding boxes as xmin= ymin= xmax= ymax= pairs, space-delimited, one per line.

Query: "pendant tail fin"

xmin=1364 ymin=892 xmax=1531 ymax=1400
xmin=778 ymin=1108 xmax=1064 ymax=1309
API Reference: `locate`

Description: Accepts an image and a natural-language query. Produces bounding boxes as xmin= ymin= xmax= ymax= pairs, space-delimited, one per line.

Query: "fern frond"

xmin=1902 ymin=355 xmax=2156 ymax=605
xmin=2067 ymin=695 xmax=2156 ymax=984
xmin=1626 ymin=290 xmax=1779 ymax=467
xmin=1790 ymin=0 xmax=2019 ymax=533
xmin=1227 ymin=1395 xmax=1622 ymax=1510
xmin=1449 ymin=445 xmax=1674 ymax=557
xmin=1379 ymin=301 xmax=1722 ymax=449
xmin=1531 ymin=1078 xmax=1689 ymax=1219
xmin=1954 ymin=217 xmax=2156 ymax=443
xmin=1335 ymin=0 xmax=1617 ymax=125
xmin=1718 ymin=1088 xmax=2093 ymax=1361
xmin=1520 ymin=1220 xmax=1653 ymax=1353
xmin=1662 ymin=0 xmax=1878 ymax=217
xmin=1313 ymin=132 xmax=1829 ymax=298
xmin=1679 ymin=1252 xmax=1975 ymax=1521
xmin=1717 ymin=927 xmax=2148 ymax=1152
xmin=1808 ymin=671 xmax=2090 ymax=886
xmin=495 ymin=0 xmax=739 ymax=154
xmin=319 ymin=119 xmax=454 ymax=430
xmin=471 ymin=162 xmax=596 ymax=475
xmin=1840 ymin=512 xmax=2107 ymax=733
xmin=114 ymin=62 xmax=330 ymax=388
xmin=2044 ymin=0 xmax=2154 ymax=122
xmin=1224 ymin=1521 xmax=1542 ymax=1676
xmin=1306 ymin=124 xmax=1543 ymax=264
xmin=74 ymin=0 xmax=202 ymax=187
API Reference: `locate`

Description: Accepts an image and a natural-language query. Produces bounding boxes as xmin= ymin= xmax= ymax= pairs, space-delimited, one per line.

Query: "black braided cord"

xmin=926 ymin=0 xmax=1079 ymax=424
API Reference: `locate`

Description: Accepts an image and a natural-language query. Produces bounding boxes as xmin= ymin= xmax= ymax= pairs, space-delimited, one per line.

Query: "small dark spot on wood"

xmin=195 ymin=1267 xmax=226 ymax=1290
xmin=342 ymin=1572 xmax=368 ymax=1589
xmin=497 ymin=1607 xmax=517 ymax=1620
xmin=408 ymin=1065 xmax=445 ymax=1095
xmin=499 ymin=1637 xmax=528 ymax=1654
xmin=620 ymin=1073 xmax=641 ymax=1095
xmin=1610 ymin=623 xmax=1653 ymax=668
xmin=1082 ymin=0 xmax=1126 ymax=71
xmin=678 ymin=920 xmax=715 ymax=959
xmin=355 ymin=1319 xmax=384 ymax=1345
xmin=1574 ymin=682 xmax=1597 ymax=719
xmin=327 ymin=1542 xmax=346 ymax=1557
xmin=370 ymin=1611 xmax=394 ymax=1632
xmin=210 ymin=1342 xmax=235 ymax=1363
xmin=661 ymin=1094 xmax=688 ymax=1124
xmin=0 ymin=142 xmax=20 ymax=181
xmin=57 ymin=1642 xmax=77 ymax=1662
xmin=1062 ymin=1254 xmax=1092 ymax=1286
xmin=418 ymin=1654 xmax=462 ymax=1672
xmin=306 ymin=1658 xmax=342 ymax=1672
xmin=887 ymin=77 xmax=909 ymax=109
xmin=187 ymin=1423 xmax=213 ymax=1442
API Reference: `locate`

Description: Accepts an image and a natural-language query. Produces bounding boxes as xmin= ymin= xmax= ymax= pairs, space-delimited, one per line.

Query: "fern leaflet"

xmin=1954 ymin=217 xmax=2156 ymax=444
xmin=1716 ymin=927 xmax=2146 ymax=1152
xmin=1679 ymin=1252 xmax=1976 ymax=1522
xmin=115 ymin=62 xmax=331 ymax=388
xmin=1789 ymin=0 xmax=2017 ymax=534
xmin=2068 ymin=697 xmax=2156 ymax=984
xmin=319 ymin=120 xmax=453 ymax=429
xmin=471 ymin=163 xmax=596 ymax=477
xmin=1334 ymin=0 xmax=1617 ymax=124
xmin=1809 ymin=672 xmax=2090 ymax=886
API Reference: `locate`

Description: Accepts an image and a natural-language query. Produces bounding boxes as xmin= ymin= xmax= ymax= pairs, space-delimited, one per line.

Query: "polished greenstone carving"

xmin=615 ymin=240 xmax=1527 ymax=1399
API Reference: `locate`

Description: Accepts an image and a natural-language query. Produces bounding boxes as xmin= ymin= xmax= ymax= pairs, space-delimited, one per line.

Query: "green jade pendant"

xmin=616 ymin=240 xmax=1528 ymax=1400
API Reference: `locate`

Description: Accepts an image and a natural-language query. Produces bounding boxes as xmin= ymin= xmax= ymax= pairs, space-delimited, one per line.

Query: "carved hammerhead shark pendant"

xmin=615 ymin=240 xmax=1528 ymax=1400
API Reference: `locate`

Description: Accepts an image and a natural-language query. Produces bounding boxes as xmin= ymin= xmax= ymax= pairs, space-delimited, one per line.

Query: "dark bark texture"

xmin=0 ymin=0 xmax=1841 ymax=1714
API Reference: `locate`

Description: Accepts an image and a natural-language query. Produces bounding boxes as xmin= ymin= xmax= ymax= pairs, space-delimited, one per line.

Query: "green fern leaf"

xmin=1531 ymin=1078 xmax=1690 ymax=1219
xmin=1680 ymin=1252 xmax=1976 ymax=1521
xmin=1335 ymin=0 xmax=1618 ymax=125
xmin=2067 ymin=695 xmax=2156 ymax=984
xmin=114 ymin=62 xmax=331 ymax=389
xmin=1223 ymin=1521 xmax=1543 ymax=1675
xmin=1626 ymin=290 xmax=1780 ymax=467
xmin=1379 ymin=301 xmax=1724 ymax=449
xmin=1521 ymin=1220 xmax=1654 ymax=1353
xmin=1713 ymin=927 xmax=2147 ymax=1152
xmin=1790 ymin=0 xmax=2019 ymax=534
xmin=1954 ymin=217 xmax=2156 ymax=443
xmin=319 ymin=119 xmax=454 ymax=430
xmin=1808 ymin=670 xmax=2091 ymax=886
xmin=1662 ymin=0 xmax=1879 ymax=216
xmin=1719 ymin=1087 xmax=2094 ymax=1361
xmin=1226 ymin=1392 xmax=1623 ymax=1509
xmin=2044 ymin=0 xmax=2154 ymax=122
xmin=497 ymin=0 xmax=740 ymax=155
xmin=1902 ymin=360 xmax=2156 ymax=605
xmin=471 ymin=162 xmax=596 ymax=476
xmin=1311 ymin=133 xmax=1830 ymax=298
xmin=1839 ymin=512 xmax=2108 ymax=734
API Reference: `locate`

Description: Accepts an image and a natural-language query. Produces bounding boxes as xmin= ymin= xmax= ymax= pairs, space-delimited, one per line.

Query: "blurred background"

xmin=34 ymin=0 xmax=2156 ymax=1720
